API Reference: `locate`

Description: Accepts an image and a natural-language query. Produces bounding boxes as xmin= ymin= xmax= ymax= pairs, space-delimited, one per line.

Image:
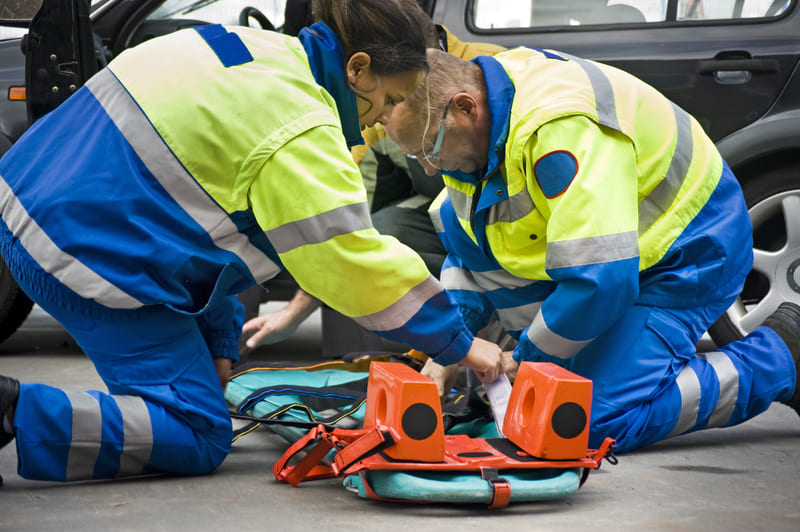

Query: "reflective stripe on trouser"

xmin=12 ymin=287 xmax=232 ymax=481
xmin=540 ymin=301 xmax=796 ymax=454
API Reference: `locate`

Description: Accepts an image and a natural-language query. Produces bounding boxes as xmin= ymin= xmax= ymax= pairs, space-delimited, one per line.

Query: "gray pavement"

xmin=1 ymin=305 xmax=799 ymax=531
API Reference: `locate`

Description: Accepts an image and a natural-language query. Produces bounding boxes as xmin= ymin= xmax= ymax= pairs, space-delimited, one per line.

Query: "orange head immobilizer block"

xmin=363 ymin=361 xmax=445 ymax=462
xmin=503 ymin=362 xmax=593 ymax=460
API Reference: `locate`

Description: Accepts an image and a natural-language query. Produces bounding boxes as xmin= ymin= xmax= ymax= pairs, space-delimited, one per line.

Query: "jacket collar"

xmin=298 ymin=21 xmax=364 ymax=149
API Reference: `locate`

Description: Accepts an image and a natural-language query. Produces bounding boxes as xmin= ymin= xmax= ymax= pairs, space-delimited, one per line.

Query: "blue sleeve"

xmin=513 ymin=258 xmax=639 ymax=362
xmin=439 ymin=255 xmax=495 ymax=334
xmin=375 ymin=285 xmax=474 ymax=366
xmin=197 ymin=294 xmax=245 ymax=362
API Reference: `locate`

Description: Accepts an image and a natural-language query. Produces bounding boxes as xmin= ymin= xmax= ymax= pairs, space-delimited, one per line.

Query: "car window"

xmin=0 ymin=1 xmax=38 ymax=39
xmin=472 ymin=0 xmax=792 ymax=28
xmin=148 ymin=0 xmax=287 ymax=28
xmin=0 ymin=0 xmax=110 ymax=39
xmin=0 ymin=1 xmax=41 ymax=20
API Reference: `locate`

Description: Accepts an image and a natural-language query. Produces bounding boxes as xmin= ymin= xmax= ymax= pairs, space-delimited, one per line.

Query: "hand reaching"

xmin=501 ymin=350 xmax=519 ymax=382
xmin=459 ymin=336 xmax=503 ymax=383
xmin=421 ymin=357 xmax=459 ymax=396
xmin=239 ymin=289 xmax=320 ymax=355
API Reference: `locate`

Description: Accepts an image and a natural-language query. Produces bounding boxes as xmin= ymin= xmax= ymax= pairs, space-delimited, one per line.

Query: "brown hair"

xmin=313 ymin=0 xmax=435 ymax=76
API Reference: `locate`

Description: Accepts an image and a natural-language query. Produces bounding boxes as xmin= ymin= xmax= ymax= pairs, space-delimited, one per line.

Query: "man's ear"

xmin=452 ymin=92 xmax=478 ymax=120
xmin=346 ymin=52 xmax=372 ymax=82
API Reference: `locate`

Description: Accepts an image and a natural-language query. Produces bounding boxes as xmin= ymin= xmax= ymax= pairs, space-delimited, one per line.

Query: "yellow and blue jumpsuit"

xmin=0 ymin=23 xmax=473 ymax=481
xmin=431 ymin=47 xmax=796 ymax=453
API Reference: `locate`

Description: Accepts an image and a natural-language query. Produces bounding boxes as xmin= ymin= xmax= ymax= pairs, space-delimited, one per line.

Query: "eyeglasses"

xmin=408 ymin=97 xmax=452 ymax=164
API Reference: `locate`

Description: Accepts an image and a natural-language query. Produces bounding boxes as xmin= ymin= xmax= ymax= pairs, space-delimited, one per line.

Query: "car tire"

xmin=0 ymin=258 xmax=33 ymax=345
xmin=708 ymin=161 xmax=800 ymax=346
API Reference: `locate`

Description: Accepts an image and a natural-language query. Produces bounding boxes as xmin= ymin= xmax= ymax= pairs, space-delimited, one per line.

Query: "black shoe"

xmin=763 ymin=302 xmax=800 ymax=415
xmin=0 ymin=375 xmax=20 ymax=450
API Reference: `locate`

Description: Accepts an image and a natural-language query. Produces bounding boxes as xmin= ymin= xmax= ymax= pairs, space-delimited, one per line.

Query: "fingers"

xmin=242 ymin=315 xmax=266 ymax=334
xmin=245 ymin=326 xmax=270 ymax=348
xmin=421 ymin=358 xmax=450 ymax=396
xmin=501 ymin=350 xmax=519 ymax=382
xmin=241 ymin=314 xmax=287 ymax=348
xmin=473 ymin=364 xmax=501 ymax=384
xmin=461 ymin=336 xmax=503 ymax=383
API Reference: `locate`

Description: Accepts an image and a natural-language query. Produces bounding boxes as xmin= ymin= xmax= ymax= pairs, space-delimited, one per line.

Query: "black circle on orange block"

xmin=551 ymin=402 xmax=587 ymax=439
xmin=401 ymin=403 xmax=439 ymax=440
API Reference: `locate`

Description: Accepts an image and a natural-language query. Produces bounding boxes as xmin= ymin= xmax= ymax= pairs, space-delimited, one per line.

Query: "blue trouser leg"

xmin=568 ymin=303 xmax=796 ymax=453
xmin=13 ymin=300 xmax=232 ymax=481
xmin=550 ymin=163 xmax=797 ymax=453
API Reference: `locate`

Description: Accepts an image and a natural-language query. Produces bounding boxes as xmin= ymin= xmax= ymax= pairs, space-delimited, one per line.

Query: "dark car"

xmin=0 ymin=0 xmax=798 ymax=347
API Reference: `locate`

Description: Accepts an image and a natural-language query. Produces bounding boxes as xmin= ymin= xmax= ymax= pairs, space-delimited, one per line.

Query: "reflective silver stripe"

xmin=351 ymin=275 xmax=443 ymax=332
xmin=527 ymin=311 xmax=592 ymax=358
xmin=395 ymin=194 xmax=431 ymax=210
xmin=638 ymin=103 xmax=693 ymax=234
xmin=668 ymin=364 xmax=701 ymax=438
xmin=265 ymin=202 xmax=372 ymax=254
xmin=488 ymin=187 xmax=535 ymax=225
xmin=445 ymin=184 xmax=473 ymax=221
xmin=440 ymin=266 xmax=483 ymax=292
xmin=429 ymin=203 xmax=444 ymax=234
xmin=472 ymin=269 xmax=537 ymax=292
xmin=497 ymin=301 xmax=541 ymax=333
xmin=698 ymin=351 xmax=739 ymax=428
xmin=87 ymin=69 xmax=280 ymax=283
xmin=115 ymin=395 xmax=153 ymax=477
xmin=65 ymin=391 xmax=103 ymax=481
xmin=545 ymin=231 xmax=638 ymax=270
xmin=563 ymin=53 xmax=621 ymax=131
xmin=0 ymin=177 xmax=144 ymax=308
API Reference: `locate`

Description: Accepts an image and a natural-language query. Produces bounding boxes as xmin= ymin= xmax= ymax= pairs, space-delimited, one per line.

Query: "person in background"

xmin=0 ymin=0 xmax=502 ymax=483
xmin=385 ymin=48 xmax=800 ymax=453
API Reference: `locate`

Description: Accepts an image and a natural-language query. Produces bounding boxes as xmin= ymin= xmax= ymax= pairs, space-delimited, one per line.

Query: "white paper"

xmin=485 ymin=373 xmax=512 ymax=437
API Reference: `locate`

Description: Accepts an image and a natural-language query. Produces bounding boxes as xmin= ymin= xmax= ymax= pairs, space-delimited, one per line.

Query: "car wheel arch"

xmin=707 ymin=112 xmax=800 ymax=346
xmin=716 ymin=108 xmax=800 ymax=170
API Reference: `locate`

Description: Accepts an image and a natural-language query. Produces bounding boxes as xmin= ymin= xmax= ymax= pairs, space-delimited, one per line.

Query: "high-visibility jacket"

xmin=430 ymin=47 xmax=751 ymax=363
xmin=443 ymin=25 xmax=506 ymax=62
xmin=0 ymin=22 xmax=472 ymax=364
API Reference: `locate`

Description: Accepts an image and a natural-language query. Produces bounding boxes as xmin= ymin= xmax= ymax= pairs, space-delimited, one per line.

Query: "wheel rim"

xmin=727 ymin=189 xmax=800 ymax=335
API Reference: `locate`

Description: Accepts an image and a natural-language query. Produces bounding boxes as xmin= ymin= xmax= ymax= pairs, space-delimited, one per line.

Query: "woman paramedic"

xmin=0 ymin=0 xmax=502 ymax=482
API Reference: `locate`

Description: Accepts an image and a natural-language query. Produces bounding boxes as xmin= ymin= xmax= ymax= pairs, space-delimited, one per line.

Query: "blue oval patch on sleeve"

xmin=534 ymin=150 xmax=578 ymax=198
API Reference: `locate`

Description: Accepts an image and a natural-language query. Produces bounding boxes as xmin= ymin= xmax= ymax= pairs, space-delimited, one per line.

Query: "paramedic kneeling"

xmin=386 ymin=48 xmax=800 ymax=454
xmin=0 ymin=1 xmax=502 ymax=483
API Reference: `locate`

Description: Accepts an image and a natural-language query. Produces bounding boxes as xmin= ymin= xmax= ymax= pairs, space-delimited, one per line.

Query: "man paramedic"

xmin=386 ymin=48 xmax=800 ymax=453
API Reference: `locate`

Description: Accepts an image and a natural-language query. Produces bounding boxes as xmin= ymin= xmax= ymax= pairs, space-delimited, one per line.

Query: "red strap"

xmin=488 ymin=480 xmax=512 ymax=509
xmin=278 ymin=437 xmax=337 ymax=486
xmin=332 ymin=426 xmax=398 ymax=475
xmin=273 ymin=425 xmax=378 ymax=485
xmin=480 ymin=467 xmax=512 ymax=509
xmin=358 ymin=471 xmax=384 ymax=501
xmin=273 ymin=425 xmax=335 ymax=485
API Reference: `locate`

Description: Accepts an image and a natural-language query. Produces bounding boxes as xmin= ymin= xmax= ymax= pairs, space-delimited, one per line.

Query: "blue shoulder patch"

xmin=534 ymin=151 xmax=578 ymax=198
xmin=195 ymin=24 xmax=254 ymax=68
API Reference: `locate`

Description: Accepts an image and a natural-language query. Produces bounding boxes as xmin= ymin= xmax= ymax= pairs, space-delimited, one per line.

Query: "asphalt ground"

xmin=1 ymin=305 xmax=799 ymax=531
